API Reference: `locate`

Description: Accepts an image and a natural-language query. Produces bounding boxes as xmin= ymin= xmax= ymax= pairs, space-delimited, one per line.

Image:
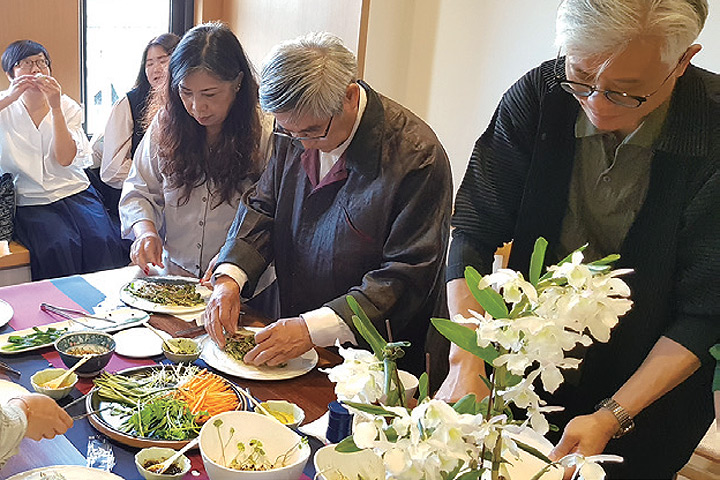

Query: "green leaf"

xmin=347 ymin=295 xmax=387 ymax=359
xmin=431 ymin=318 xmax=499 ymax=364
xmin=465 ymin=267 xmax=509 ymax=319
xmin=529 ymin=237 xmax=548 ymax=286
xmin=334 ymin=436 xmax=361 ymax=452
xmin=515 ymin=439 xmax=553 ymax=464
xmin=589 ymin=253 xmax=621 ymax=266
xmin=342 ymin=401 xmax=400 ymax=417
xmin=455 ymin=470 xmax=483 ymax=480
xmin=418 ymin=372 xmax=429 ymax=403
xmin=539 ymin=244 xmax=587 ymax=282
xmin=441 ymin=461 xmax=464 ymax=480
xmin=452 ymin=394 xmax=479 ymax=414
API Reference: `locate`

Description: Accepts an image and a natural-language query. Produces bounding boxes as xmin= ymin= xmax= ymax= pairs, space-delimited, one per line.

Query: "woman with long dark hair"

xmin=119 ymin=23 xmax=270 ymax=278
xmin=0 ymin=39 xmax=127 ymax=280
xmin=101 ymin=33 xmax=180 ymax=195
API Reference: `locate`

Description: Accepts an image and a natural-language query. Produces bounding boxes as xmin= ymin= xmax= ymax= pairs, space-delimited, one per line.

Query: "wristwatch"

xmin=596 ymin=397 xmax=635 ymax=438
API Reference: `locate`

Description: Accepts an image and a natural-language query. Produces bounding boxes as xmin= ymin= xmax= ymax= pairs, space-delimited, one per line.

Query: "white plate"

xmin=0 ymin=308 xmax=150 ymax=355
xmin=199 ymin=328 xmax=319 ymax=380
xmin=6 ymin=466 xmax=123 ymax=480
xmin=0 ymin=299 xmax=13 ymax=328
xmin=113 ymin=326 xmax=169 ymax=358
xmin=119 ymin=276 xmax=211 ymax=314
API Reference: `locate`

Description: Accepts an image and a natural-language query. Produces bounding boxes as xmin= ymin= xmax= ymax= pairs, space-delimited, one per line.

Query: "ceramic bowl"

xmin=199 ymin=411 xmax=310 ymax=480
xmin=313 ymin=444 xmax=384 ymax=480
xmin=135 ymin=446 xmax=191 ymax=480
xmin=54 ymin=331 xmax=115 ymax=377
xmin=254 ymin=400 xmax=305 ymax=428
xmin=162 ymin=337 xmax=201 ymax=363
xmin=30 ymin=367 xmax=78 ymax=400
xmin=378 ymin=370 xmax=419 ymax=403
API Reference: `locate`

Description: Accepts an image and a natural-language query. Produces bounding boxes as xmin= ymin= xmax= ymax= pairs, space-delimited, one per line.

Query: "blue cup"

xmin=326 ymin=400 xmax=353 ymax=443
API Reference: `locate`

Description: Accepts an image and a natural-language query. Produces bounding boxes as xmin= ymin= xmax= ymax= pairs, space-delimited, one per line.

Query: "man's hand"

xmin=10 ymin=393 xmax=73 ymax=440
xmin=243 ymin=317 xmax=314 ymax=367
xmin=549 ymin=409 xmax=618 ymax=462
xmin=434 ymin=342 xmax=490 ymax=402
xmin=6 ymin=75 xmax=35 ymax=103
xmin=202 ymin=275 xmax=242 ymax=348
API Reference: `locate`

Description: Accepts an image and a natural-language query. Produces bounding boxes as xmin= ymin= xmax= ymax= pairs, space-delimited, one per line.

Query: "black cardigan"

xmin=449 ymin=60 xmax=720 ymax=478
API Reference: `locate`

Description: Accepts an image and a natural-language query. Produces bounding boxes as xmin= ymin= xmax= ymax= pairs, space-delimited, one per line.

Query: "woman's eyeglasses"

xmin=15 ymin=58 xmax=50 ymax=70
xmin=272 ymin=116 xmax=333 ymax=141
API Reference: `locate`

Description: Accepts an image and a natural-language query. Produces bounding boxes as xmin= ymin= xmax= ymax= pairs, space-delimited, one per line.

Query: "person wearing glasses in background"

xmin=0 ymin=40 xmax=127 ymax=280
xmin=100 ymin=33 xmax=180 ymax=219
xmin=202 ymin=32 xmax=452 ymax=377
xmin=435 ymin=0 xmax=718 ymax=478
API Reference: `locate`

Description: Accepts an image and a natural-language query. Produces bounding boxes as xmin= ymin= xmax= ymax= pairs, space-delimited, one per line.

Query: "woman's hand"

xmin=200 ymin=253 xmax=220 ymax=287
xmin=32 ymin=74 xmax=62 ymax=109
xmin=9 ymin=394 xmax=73 ymax=440
xmin=130 ymin=232 xmax=164 ymax=274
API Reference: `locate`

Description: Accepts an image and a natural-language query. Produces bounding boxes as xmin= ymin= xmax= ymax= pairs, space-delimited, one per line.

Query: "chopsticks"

xmin=40 ymin=303 xmax=116 ymax=324
xmin=63 ymin=386 xmax=98 ymax=411
xmin=71 ymin=404 xmax=114 ymax=420
xmin=0 ymin=360 xmax=21 ymax=377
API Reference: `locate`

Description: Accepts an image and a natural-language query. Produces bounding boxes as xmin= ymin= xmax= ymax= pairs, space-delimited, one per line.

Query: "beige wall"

xmin=221 ymin=0 xmax=367 ymax=78
xmin=364 ymin=1 xmax=720 ymax=193
xmin=0 ymin=0 xmax=81 ymax=103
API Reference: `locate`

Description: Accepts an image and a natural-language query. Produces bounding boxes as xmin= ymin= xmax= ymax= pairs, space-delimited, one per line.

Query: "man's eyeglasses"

xmin=14 ymin=58 xmax=50 ymax=70
xmin=272 ymin=116 xmax=333 ymax=141
xmin=554 ymin=54 xmax=678 ymax=108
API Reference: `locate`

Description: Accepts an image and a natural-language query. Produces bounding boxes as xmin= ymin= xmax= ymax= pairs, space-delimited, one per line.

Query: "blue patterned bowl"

xmin=54 ymin=331 xmax=116 ymax=377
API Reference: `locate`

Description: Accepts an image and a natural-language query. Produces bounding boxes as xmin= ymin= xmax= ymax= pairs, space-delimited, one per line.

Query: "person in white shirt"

xmin=119 ymin=23 xmax=270 ymax=279
xmin=100 ymin=33 xmax=180 ymax=218
xmin=0 ymin=393 xmax=73 ymax=468
xmin=0 ymin=40 xmax=128 ymax=280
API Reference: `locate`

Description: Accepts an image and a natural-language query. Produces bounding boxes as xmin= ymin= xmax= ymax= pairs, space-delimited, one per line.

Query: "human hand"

xmin=434 ymin=343 xmax=490 ymax=402
xmin=130 ymin=232 xmax=164 ymax=274
xmin=6 ymin=75 xmax=35 ymax=102
xmin=9 ymin=393 xmax=73 ymax=440
xmin=32 ymin=74 xmax=62 ymax=109
xmin=202 ymin=275 xmax=242 ymax=348
xmin=200 ymin=253 xmax=220 ymax=287
xmin=548 ymin=409 xmax=618 ymax=478
xmin=243 ymin=317 xmax=314 ymax=367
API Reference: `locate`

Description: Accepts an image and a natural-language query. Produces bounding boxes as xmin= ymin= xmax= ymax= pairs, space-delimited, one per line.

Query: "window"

xmin=81 ymin=0 xmax=194 ymax=135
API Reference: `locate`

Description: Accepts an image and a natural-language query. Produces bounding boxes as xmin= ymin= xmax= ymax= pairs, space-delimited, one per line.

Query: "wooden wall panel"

xmin=0 ymin=0 xmax=81 ymax=103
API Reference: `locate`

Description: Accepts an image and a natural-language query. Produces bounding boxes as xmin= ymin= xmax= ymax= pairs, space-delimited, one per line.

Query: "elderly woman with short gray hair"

xmin=438 ymin=0 xmax=718 ymax=478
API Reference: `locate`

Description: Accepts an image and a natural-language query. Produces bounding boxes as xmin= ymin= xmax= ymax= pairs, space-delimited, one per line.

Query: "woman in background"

xmin=0 ymin=39 xmax=127 ymax=280
xmin=120 ymin=23 xmax=270 ymax=278
xmin=100 ymin=33 xmax=180 ymax=217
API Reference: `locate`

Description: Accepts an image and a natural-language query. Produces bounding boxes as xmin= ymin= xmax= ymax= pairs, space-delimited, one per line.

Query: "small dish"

xmin=55 ymin=331 xmax=115 ymax=377
xmin=162 ymin=338 xmax=201 ymax=363
xmin=113 ymin=327 xmax=168 ymax=358
xmin=30 ymin=368 xmax=78 ymax=400
xmin=254 ymin=400 xmax=305 ymax=428
xmin=135 ymin=447 xmax=191 ymax=480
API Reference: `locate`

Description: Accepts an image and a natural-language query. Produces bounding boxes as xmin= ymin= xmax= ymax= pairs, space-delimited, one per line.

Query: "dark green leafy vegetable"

xmin=1 ymin=326 xmax=69 ymax=351
xmin=125 ymin=280 xmax=203 ymax=307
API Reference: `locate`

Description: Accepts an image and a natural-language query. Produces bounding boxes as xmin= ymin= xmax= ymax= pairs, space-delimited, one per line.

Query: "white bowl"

xmin=30 ymin=368 xmax=78 ymax=400
xmin=199 ymin=411 xmax=310 ymax=480
xmin=135 ymin=447 xmax=191 ymax=480
xmin=254 ymin=400 xmax=305 ymax=428
xmin=313 ymin=444 xmax=384 ymax=480
xmin=378 ymin=370 xmax=419 ymax=403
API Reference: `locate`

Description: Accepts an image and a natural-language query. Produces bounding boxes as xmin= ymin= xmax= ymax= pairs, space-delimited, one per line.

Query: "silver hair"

xmin=556 ymin=0 xmax=708 ymax=66
xmin=259 ymin=32 xmax=358 ymax=119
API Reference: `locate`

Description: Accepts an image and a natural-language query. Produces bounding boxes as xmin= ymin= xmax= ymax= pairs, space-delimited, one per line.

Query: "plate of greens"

xmin=120 ymin=276 xmax=211 ymax=314
xmin=199 ymin=328 xmax=319 ymax=381
xmin=86 ymin=364 xmax=248 ymax=448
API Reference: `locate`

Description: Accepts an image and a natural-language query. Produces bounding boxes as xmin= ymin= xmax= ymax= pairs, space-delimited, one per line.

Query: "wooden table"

xmin=0 ymin=266 xmax=341 ymax=479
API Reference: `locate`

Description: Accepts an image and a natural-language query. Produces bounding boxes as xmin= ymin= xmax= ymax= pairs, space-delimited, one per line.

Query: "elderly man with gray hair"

xmin=203 ymin=32 xmax=452 ymax=378
xmin=437 ymin=0 xmax=718 ymax=478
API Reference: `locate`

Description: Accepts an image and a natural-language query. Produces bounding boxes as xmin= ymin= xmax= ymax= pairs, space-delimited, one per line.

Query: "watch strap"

xmin=596 ymin=397 xmax=635 ymax=438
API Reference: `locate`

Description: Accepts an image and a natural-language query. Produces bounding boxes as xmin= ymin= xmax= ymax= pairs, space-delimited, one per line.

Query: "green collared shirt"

xmin=559 ymin=100 xmax=671 ymax=261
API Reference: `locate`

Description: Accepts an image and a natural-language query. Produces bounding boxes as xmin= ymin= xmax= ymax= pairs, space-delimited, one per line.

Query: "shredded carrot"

xmin=174 ymin=369 xmax=240 ymax=423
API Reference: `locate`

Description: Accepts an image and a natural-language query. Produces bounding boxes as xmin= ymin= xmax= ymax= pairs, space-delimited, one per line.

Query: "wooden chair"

xmin=0 ymin=240 xmax=31 ymax=286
